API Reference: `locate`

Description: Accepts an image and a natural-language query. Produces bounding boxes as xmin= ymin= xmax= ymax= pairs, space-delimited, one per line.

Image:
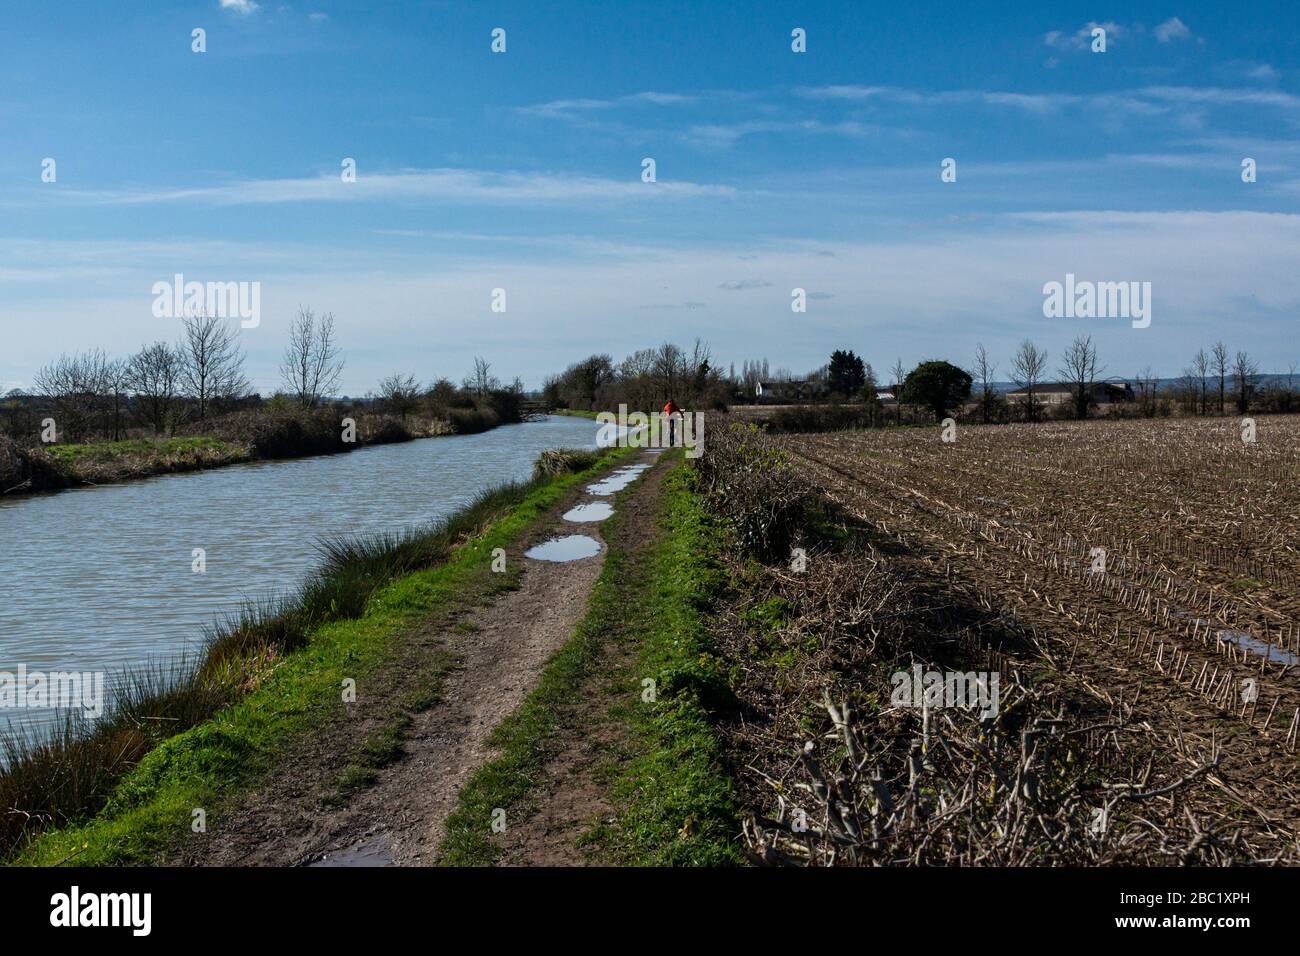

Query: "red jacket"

xmin=663 ymin=400 xmax=680 ymax=416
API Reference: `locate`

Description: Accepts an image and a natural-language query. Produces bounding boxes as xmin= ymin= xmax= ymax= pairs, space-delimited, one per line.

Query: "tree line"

xmin=545 ymin=335 xmax=1298 ymax=426
xmin=5 ymin=308 xmax=346 ymax=443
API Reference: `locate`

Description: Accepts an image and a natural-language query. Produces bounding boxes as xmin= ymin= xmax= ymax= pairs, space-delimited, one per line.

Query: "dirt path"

xmin=492 ymin=457 xmax=671 ymax=866
xmin=172 ymin=450 xmax=665 ymax=867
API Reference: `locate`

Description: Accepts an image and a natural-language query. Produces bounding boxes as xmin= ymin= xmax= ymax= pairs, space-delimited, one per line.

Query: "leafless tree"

xmin=1057 ymin=335 xmax=1104 ymax=420
xmin=1134 ymin=365 xmax=1160 ymax=417
xmin=1211 ymin=341 xmax=1229 ymax=414
xmin=1233 ymin=350 xmax=1260 ymax=414
xmin=376 ymin=373 xmax=422 ymax=421
xmin=125 ymin=342 xmax=182 ymax=435
xmin=1185 ymin=348 xmax=1210 ymax=415
xmin=739 ymin=358 xmax=769 ymax=402
xmin=973 ymin=343 xmax=997 ymax=424
xmin=32 ymin=349 xmax=112 ymax=442
xmin=464 ymin=356 xmax=499 ymax=399
xmin=688 ymin=337 xmax=713 ymax=398
xmin=653 ymin=342 xmax=684 ymax=401
xmin=280 ymin=307 xmax=343 ymax=408
xmin=104 ymin=356 xmax=129 ymax=441
xmin=179 ymin=311 xmax=249 ymax=420
xmin=891 ymin=358 xmax=906 ymax=424
xmin=1010 ymin=339 xmax=1049 ymax=422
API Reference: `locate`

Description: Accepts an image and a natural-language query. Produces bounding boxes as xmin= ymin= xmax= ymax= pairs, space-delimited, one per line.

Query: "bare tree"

xmin=1134 ymin=365 xmax=1160 ymax=417
xmin=973 ymin=343 xmax=997 ymax=424
xmin=280 ymin=307 xmax=344 ymax=408
xmin=862 ymin=361 xmax=882 ymax=425
xmin=464 ymin=356 xmax=498 ymax=399
xmin=688 ymin=337 xmax=714 ymax=400
xmin=32 ymin=349 xmax=112 ymax=442
xmin=1057 ymin=335 xmax=1104 ymax=420
xmin=1010 ymin=339 xmax=1049 ymax=422
xmin=891 ymin=358 xmax=906 ymax=424
xmin=125 ymin=342 xmax=182 ymax=435
xmin=376 ymin=373 xmax=421 ymax=421
xmin=104 ymin=356 xmax=129 ymax=441
xmin=1211 ymin=341 xmax=1229 ymax=414
xmin=179 ymin=311 xmax=249 ymax=420
xmin=739 ymin=358 xmax=769 ymax=402
xmin=1186 ymin=348 xmax=1210 ymax=415
xmin=1233 ymin=350 xmax=1260 ymax=414
xmin=653 ymin=342 xmax=684 ymax=401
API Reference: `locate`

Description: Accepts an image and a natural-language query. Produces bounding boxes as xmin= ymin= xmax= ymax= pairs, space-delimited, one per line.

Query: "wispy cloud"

xmin=683 ymin=119 xmax=877 ymax=147
xmin=52 ymin=168 xmax=735 ymax=207
xmin=516 ymin=91 xmax=696 ymax=119
xmin=1139 ymin=85 xmax=1300 ymax=110
xmin=1154 ymin=17 xmax=1193 ymax=43
xmin=1044 ymin=21 xmax=1125 ymax=51
xmin=799 ymin=83 xmax=1300 ymax=117
xmin=219 ymin=0 xmax=260 ymax=15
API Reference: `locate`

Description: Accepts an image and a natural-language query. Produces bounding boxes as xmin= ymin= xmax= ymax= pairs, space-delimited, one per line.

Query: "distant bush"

xmin=532 ymin=448 xmax=601 ymax=480
xmin=193 ymin=409 xmax=340 ymax=458
xmin=447 ymin=406 xmax=501 ymax=435
xmin=765 ymin=404 xmax=873 ymax=434
xmin=354 ymin=414 xmax=413 ymax=446
xmin=192 ymin=409 xmax=410 ymax=458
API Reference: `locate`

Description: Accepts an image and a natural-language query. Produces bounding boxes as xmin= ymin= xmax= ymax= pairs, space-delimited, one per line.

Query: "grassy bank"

xmin=5 ymin=446 xmax=632 ymax=866
xmin=45 ymin=436 xmax=252 ymax=480
xmin=438 ymin=456 xmax=741 ymax=866
xmin=0 ymin=402 xmax=541 ymax=497
xmin=548 ymin=408 xmax=602 ymax=420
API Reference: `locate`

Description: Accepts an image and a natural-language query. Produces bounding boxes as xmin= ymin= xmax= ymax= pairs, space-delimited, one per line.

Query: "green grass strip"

xmin=601 ymin=463 xmax=741 ymax=865
xmin=438 ymin=457 xmax=741 ymax=866
xmin=43 ymin=437 xmax=245 ymax=463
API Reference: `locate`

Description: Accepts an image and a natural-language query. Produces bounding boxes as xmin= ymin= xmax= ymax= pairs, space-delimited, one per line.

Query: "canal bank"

xmin=0 ymin=415 xmax=603 ymax=747
xmin=8 ymin=442 xmax=642 ymax=864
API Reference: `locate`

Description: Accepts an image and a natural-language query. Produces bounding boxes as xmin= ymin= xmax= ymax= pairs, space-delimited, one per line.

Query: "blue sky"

xmin=2 ymin=0 xmax=1298 ymax=394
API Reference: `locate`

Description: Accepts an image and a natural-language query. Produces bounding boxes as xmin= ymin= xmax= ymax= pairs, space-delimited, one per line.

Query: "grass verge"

xmin=7 ymin=446 xmax=632 ymax=866
xmin=438 ymin=456 xmax=741 ymax=866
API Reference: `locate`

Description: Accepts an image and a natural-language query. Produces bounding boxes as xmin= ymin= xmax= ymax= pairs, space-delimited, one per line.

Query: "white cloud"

xmin=219 ymin=0 xmax=260 ymax=14
xmin=51 ymin=168 xmax=735 ymax=207
xmin=1154 ymin=17 xmax=1192 ymax=43
xmin=1045 ymin=21 xmax=1125 ymax=51
xmin=6 ymin=212 xmax=1300 ymax=393
xmin=1139 ymin=85 xmax=1300 ymax=110
xmin=517 ymin=91 xmax=696 ymax=119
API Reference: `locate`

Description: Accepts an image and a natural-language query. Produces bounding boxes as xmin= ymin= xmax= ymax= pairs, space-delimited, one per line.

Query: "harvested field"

xmin=696 ymin=416 xmax=1300 ymax=865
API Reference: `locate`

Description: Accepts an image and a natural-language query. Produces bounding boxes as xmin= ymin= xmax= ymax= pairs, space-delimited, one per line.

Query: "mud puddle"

xmin=563 ymin=502 xmax=614 ymax=523
xmin=525 ymin=535 xmax=603 ymax=562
